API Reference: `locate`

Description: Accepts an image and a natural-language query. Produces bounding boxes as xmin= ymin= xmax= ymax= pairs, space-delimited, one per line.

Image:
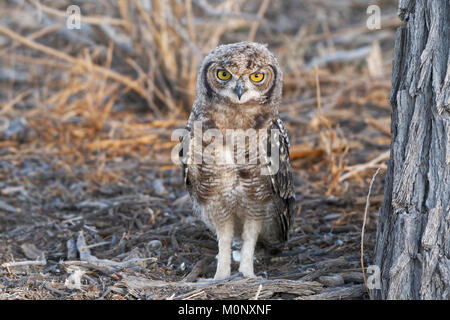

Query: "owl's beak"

xmin=234 ymin=79 xmax=245 ymax=100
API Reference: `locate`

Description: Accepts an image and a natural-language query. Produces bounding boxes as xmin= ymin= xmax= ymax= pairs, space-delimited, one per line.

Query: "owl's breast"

xmin=187 ymin=146 xmax=273 ymax=206
xmin=187 ymin=146 xmax=237 ymax=204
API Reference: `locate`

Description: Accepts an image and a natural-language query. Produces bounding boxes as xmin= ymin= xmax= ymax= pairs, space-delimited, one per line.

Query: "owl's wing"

xmin=179 ymin=102 xmax=204 ymax=190
xmin=179 ymin=123 xmax=191 ymax=186
xmin=267 ymin=118 xmax=296 ymax=242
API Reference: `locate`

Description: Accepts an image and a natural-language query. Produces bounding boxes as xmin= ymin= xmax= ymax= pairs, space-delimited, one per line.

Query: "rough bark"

xmin=373 ymin=0 xmax=450 ymax=300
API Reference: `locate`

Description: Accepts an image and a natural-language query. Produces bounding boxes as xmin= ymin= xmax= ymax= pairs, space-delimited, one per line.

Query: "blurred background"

xmin=0 ymin=0 xmax=400 ymax=299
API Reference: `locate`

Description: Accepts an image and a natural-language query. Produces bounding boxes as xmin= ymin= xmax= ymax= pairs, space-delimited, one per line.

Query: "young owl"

xmin=179 ymin=42 xmax=295 ymax=280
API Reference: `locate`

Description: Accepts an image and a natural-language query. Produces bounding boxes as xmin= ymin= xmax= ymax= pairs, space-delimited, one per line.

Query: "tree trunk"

xmin=373 ymin=0 xmax=450 ymax=300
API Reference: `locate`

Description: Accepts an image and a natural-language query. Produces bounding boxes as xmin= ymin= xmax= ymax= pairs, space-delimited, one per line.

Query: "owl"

xmin=179 ymin=42 xmax=295 ymax=280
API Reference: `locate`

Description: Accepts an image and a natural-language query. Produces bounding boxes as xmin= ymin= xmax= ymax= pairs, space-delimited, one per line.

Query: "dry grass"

xmin=0 ymin=0 xmax=399 ymax=300
xmin=0 ymin=0 xmax=398 ymax=188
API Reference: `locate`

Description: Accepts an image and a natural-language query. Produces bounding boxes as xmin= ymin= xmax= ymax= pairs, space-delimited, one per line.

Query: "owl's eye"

xmin=250 ymin=72 xmax=264 ymax=83
xmin=217 ymin=69 xmax=231 ymax=81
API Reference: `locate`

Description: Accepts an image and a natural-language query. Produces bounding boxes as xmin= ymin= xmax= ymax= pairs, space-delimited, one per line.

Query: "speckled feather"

xmin=179 ymin=42 xmax=295 ymax=277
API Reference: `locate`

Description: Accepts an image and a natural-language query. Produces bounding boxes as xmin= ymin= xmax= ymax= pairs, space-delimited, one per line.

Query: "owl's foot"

xmin=238 ymin=265 xmax=256 ymax=278
xmin=199 ymin=272 xmax=258 ymax=282
xmin=237 ymin=269 xmax=264 ymax=280
xmin=213 ymin=270 xmax=231 ymax=281
xmin=198 ymin=273 xmax=237 ymax=283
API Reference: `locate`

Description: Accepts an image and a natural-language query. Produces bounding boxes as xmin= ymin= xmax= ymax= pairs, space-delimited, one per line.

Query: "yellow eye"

xmin=217 ymin=69 xmax=231 ymax=81
xmin=250 ymin=72 xmax=264 ymax=83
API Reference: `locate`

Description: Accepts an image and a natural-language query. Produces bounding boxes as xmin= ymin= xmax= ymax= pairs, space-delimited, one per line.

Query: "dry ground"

xmin=0 ymin=0 xmax=398 ymax=299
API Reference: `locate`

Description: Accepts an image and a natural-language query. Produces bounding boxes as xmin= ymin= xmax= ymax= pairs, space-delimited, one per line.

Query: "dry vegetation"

xmin=0 ymin=0 xmax=400 ymax=299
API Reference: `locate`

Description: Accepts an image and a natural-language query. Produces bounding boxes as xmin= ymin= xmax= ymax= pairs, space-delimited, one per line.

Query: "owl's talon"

xmin=213 ymin=274 xmax=229 ymax=281
xmin=239 ymin=271 xmax=256 ymax=279
xmin=225 ymin=273 xmax=244 ymax=281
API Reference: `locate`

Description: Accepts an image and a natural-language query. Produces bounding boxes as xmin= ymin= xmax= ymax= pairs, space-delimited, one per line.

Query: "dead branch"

xmin=118 ymin=274 xmax=323 ymax=300
xmin=298 ymin=284 xmax=365 ymax=300
xmin=2 ymin=259 xmax=46 ymax=268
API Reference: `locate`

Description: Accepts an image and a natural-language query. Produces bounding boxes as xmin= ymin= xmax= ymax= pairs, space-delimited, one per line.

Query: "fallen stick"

xmin=44 ymin=282 xmax=66 ymax=296
xmin=298 ymin=284 xmax=366 ymax=300
xmin=2 ymin=259 xmax=46 ymax=268
xmin=0 ymin=200 xmax=17 ymax=213
xmin=119 ymin=274 xmax=323 ymax=300
xmin=74 ymin=231 xmax=156 ymax=270
xmin=59 ymin=260 xmax=116 ymax=274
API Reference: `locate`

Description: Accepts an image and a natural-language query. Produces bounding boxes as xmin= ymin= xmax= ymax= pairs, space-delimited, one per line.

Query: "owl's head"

xmin=197 ymin=42 xmax=282 ymax=106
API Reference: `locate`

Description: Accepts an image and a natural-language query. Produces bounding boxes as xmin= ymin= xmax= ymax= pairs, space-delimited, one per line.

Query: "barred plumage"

xmin=180 ymin=42 xmax=295 ymax=279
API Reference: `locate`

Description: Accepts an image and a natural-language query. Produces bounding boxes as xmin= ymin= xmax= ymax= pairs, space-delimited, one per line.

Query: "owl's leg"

xmin=239 ymin=219 xmax=262 ymax=278
xmin=214 ymin=219 xmax=234 ymax=280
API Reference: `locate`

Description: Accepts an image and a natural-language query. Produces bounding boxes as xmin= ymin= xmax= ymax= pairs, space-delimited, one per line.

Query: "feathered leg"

xmin=214 ymin=218 xmax=233 ymax=280
xmin=239 ymin=219 xmax=262 ymax=278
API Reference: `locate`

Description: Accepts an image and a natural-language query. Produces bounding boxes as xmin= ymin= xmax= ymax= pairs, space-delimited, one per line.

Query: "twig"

xmin=44 ymin=282 xmax=66 ymax=296
xmin=2 ymin=259 xmax=46 ymax=268
xmin=73 ymin=231 xmax=156 ymax=270
xmin=340 ymin=151 xmax=389 ymax=182
xmin=0 ymin=24 xmax=63 ymax=57
xmin=162 ymin=0 xmax=201 ymax=58
xmin=0 ymin=54 xmax=69 ymax=70
xmin=361 ymin=168 xmax=381 ymax=298
xmin=0 ymin=200 xmax=18 ymax=213
xmin=252 ymin=284 xmax=263 ymax=300
xmin=181 ymin=290 xmax=206 ymax=300
xmin=85 ymin=241 xmax=111 ymax=249
xmin=60 ymin=260 xmax=116 ymax=274
xmin=314 ymin=66 xmax=323 ymax=117
xmin=248 ymin=0 xmax=270 ymax=42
